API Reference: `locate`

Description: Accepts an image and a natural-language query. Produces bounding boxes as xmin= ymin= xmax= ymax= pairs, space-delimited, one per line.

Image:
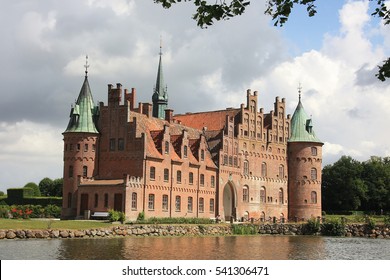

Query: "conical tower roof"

xmin=289 ymin=96 xmax=322 ymax=143
xmin=64 ymin=67 xmax=99 ymax=134
xmin=152 ymin=47 xmax=168 ymax=102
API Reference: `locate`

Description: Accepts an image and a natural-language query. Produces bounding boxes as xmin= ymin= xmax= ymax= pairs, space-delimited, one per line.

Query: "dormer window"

xmin=183 ymin=145 xmax=188 ymax=158
xmin=165 ymin=141 xmax=169 ymax=154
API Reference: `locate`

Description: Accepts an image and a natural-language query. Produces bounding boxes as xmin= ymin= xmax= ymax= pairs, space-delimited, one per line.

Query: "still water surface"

xmin=0 ymin=235 xmax=389 ymax=260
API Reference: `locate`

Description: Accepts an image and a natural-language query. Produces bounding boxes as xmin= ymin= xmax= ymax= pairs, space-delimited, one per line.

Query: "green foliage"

xmin=232 ymin=224 xmax=257 ymax=235
xmin=0 ymin=191 xmax=5 ymax=196
xmin=133 ymin=217 xmax=213 ymax=224
xmin=108 ymin=209 xmax=125 ymax=223
xmin=383 ymin=215 xmax=390 ymax=227
xmin=137 ymin=211 xmax=145 ymax=221
xmin=365 ymin=216 xmax=376 ymax=231
xmin=0 ymin=205 xmax=10 ymax=219
xmin=303 ymin=218 xmax=321 ymax=235
xmin=321 ymin=219 xmax=346 ymax=236
xmin=38 ymin=177 xmax=63 ymax=197
xmin=44 ymin=204 xmax=61 ymax=218
xmin=23 ymin=182 xmax=41 ymax=197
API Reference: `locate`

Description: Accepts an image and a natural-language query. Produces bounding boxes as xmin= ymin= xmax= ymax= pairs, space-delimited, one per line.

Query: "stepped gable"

xmin=174 ymin=108 xmax=240 ymax=131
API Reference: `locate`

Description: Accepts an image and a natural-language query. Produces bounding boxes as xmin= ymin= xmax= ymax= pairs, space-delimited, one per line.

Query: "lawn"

xmin=0 ymin=219 xmax=113 ymax=230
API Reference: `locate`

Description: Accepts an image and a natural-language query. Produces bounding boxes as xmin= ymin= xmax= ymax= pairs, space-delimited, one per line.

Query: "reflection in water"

xmin=1 ymin=235 xmax=389 ymax=260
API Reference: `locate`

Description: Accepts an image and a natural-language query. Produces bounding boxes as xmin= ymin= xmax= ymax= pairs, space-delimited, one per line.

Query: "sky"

xmin=0 ymin=0 xmax=389 ymax=192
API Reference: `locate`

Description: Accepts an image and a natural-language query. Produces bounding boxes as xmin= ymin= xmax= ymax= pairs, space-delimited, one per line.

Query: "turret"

xmin=288 ymin=94 xmax=323 ymax=220
xmin=152 ymin=43 xmax=168 ymax=119
xmin=62 ymin=56 xmax=100 ymax=219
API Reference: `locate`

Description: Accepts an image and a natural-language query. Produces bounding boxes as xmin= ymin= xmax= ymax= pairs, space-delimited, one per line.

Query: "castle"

xmin=61 ymin=52 xmax=323 ymax=221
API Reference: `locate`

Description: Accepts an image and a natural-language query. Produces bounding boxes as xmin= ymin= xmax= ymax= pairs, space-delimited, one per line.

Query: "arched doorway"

xmin=223 ymin=183 xmax=237 ymax=221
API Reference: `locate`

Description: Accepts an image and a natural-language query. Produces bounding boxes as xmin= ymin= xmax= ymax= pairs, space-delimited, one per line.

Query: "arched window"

xmin=209 ymin=198 xmax=215 ymax=213
xmin=311 ymin=191 xmax=317 ymax=204
xmin=183 ymin=145 xmax=188 ymax=158
xmin=243 ymin=185 xmax=249 ymax=202
xmin=162 ymin=194 xmax=168 ymax=211
xmin=311 ymin=147 xmax=317 ymax=156
xmin=261 ymin=162 xmax=267 ymax=177
xmin=201 ymin=149 xmax=205 ymax=161
xmin=260 ymin=187 xmax=266 ymax=203
xmin=131 ymin=192 xmax=137 ymax=210
xmin=311 ymin=168 xmax=317 ymax=180
xmin=189 ymin=172 xmax=194 ymax=185
xmin=261 ymin=211 xmax=266 ymax=222
xmin=177 ymin=170 xmax=182 ymax=183
xmin=244 ymin=160 xmax=249 ymax=175
xmin=199 ymin=197 xmax=204 ymax=213
xmin=68 ymin=165 xmax=73 ymax=178
xmin=175 ymin=196 xmax=181 ymax=212
xmin=211 ymin=175 xmax=215 ymax=187
xmin=148 ymin=194 xmax=155 ymax=210
xmin=279 ymin=188 xmax=284 ymax=205
xmin=164 ymin=168 xmax=169 ymax=182
xmin=150 ymin=166 xmax=155 ymax=180
xmin=188 ymin=197 xmax=193 ymax=212
xmin=200 ymin=174 xmax=205 ymax=186
xmin=279 ymin=164 xmax=284 ymax=178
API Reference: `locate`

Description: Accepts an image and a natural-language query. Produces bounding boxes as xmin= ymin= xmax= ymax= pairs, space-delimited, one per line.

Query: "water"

xmin=0 ymin=235 xmax=389 ymax=260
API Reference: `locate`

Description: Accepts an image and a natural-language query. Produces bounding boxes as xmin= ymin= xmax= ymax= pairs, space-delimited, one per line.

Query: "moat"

xmin=1 ymin=235 xmax=389 ymax=260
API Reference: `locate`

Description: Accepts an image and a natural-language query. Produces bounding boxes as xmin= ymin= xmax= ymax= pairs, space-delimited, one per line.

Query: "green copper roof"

xmin=64 ymin=75 xmax=99 ymax=134
xmin=288 ymin=97 xmax=322 ymax=143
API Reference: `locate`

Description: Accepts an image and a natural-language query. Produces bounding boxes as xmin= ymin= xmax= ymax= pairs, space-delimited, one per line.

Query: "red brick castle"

xmin=62 ymin=53 xmax=323 ymax=221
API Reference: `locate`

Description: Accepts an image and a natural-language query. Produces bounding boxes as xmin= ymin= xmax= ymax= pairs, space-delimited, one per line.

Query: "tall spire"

xmin=152 ymin=38 xmax=168 ymax=119
xmin=64 ymin=57 xmax=99 ymax=134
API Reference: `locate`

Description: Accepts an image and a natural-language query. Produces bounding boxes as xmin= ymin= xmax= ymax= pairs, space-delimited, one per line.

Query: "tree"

xmin=52 ymin=178 xmax=63 ymax=197
xmin=0 ymin=191 xmax=4 ymax=196
xmin=23 ymin=182 xmax=41 ymax=197
xmin=154 ymin=0 xmax=390 ymax=81
xmin=39 ymin=177 xmax=54 ymax=197
xmin=322 ymin=156 xmax=368 ymax=211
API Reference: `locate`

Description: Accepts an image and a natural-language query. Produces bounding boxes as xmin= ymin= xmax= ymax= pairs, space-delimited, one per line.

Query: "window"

xmin=199 ymin=197 xmax=204 ymax=213
xmin=164 ymin=168 xmax=169 ymax=182
xmin=261 ymin=162 xmax=267 ymax=177
xmin=209 ymin=198 xmax=215 ymax=213
xmin=244 ymin=160 xmax=249 ymax=175
xmin=200 ymin=174 xmax=205 ymax=186
xmin=83 ymin=166 xmax=88 ymax=177
xmin=109 ymin=138 xmax=115 ymax=151
xmin=243 ymin=186 xmax=249 ymax=202
xmin=84 ymin=144 xmax=88 ymax=152
xmin=223 ymin=155 xmax=228 ymax=165
xmin=189 ymin=172 xmax=194 ymax=185
xmin=150 ymin=166 xmax=156 ymax=180
xmin=118 ymin=138 xmax=124 ymax=151
xmin=175 ymin=196 xmax=181 ymax=212
xmin=165 ymin=141 xmax=169 ymax=154
xmin=201 ymin=149 xmax=205 ymax=161
xmin=104 ymin=193 xmax=108 ymax=208
xmin=77 ymin=144 xmax=80 ymax=151
xmin=233 ymin=157 xmax=238 ymax=167
xmin=184 ymin=145 xmax=188 ymax=158
xmin=148 ymin=194 xmax=155 ymax=210
xmin=68 ymin=165 xmax=73 ymax=178
xmin=311 ymin=191 xmax=317 ymax=204
xmin=279 ymin=165 xmax=284 ymax=178
xmin=162 ymin=194 xmax=168 ymax=211
xmin=92 ymin=144 xmax=96 ymax=151
xmin=67 ymin=192 xmax=72 ymax=208
xmin=311 ymin=168 xmax=317 ymax=180
xmin=311 ymin=147 xmax=317 ymax=156
xmin=279 ymin=188 xmax=284 ymax=205
xmin=94 ymin=193 xmax=98 ymax=208
xmin=260 ymin=187 xmax=266 ymax=203
xmin=131 ymin=192 xmax=137 ymax=210
xmin=229 ymin=156 xmax=233 ymax=166
xmin=188 ymin=197 xmax=193 ymax=212
xmin=211 ymin=175 xmax=215 ymax=188
xmin=177 ymin=170 xmax=182 ymax=184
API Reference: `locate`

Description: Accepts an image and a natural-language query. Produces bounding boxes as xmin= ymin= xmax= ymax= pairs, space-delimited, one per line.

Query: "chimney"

xmin=165 ymin=109 xmax=174 ymax=123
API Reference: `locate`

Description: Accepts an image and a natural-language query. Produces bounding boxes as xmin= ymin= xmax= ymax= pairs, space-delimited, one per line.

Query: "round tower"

xmin=288 ymin=95 xmax=323 ymax=220
xmin=62 ymin=60 xmax=100 ymax=219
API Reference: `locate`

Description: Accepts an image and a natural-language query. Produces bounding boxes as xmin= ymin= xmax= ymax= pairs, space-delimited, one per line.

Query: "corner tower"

xmin=62 ymin=56 xmax=100 ymax=219
xmin=288 ymin=93 xmax=323 ymax=220
xmin=152 ymin=43 xmax=168 ymax=119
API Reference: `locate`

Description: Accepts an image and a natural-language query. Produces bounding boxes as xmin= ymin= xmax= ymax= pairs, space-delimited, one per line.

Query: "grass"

xmin=0 ymin=219 xmax=113 ymax=230
xmin=325 ymin=214 xmax=384 ymax=224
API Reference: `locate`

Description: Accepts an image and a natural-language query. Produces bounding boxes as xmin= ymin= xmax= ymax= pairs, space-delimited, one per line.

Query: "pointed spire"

xmin=152 ymin=38 xmax=168 ymax=119
xmin=64 ymin=57 xmax=99 ymax=134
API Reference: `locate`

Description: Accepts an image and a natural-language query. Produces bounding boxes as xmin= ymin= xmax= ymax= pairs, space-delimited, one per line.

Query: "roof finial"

xmin=159 ymin=35 xmax=163 ymax=56
xmin=298 ymin=82 xmax=302 ymax=101
xmin=84 ymin=55 xmax=89 ymax=77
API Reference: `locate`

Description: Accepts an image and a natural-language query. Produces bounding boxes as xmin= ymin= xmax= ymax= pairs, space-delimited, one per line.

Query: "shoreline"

xmin=1 ymin=223 xmax=390 ymax=240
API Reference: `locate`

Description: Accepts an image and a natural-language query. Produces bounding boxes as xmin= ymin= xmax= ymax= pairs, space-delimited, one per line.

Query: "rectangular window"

xmin=118 ymin=138 xmax=124 ymax=151
xmin=175 ymin=196 xmax=181 ymax=212
xmin=200 ymin=174 xmax=204 ymax=186
xmin=77 ymin=144 xmax=81 ymax=151
xmin=162 ymin=194 xmax=169 ymax=211
xmin=150 ymin=166 xmax=156 ymax=180
xmin=243 ymin=187 xmax=249 ymax=202
xmin=211 ymin=176 xmax=215 ymax=188
xmin=164 ymin=169 xmax=169 ymax=182
xmin=68 ymin=165 xmax=73 ymax=178
xmin=92 ymin=144 xmax=96 ymax=151
xmin=189 ymin=172 xmax=194 ymax=185
xmin=109 ymin=138 xmax=116 ymax=151
xmin=148 ymin=194 xmax=155 ymax=210
xmin=177 ymin=170 xmax=182 ymax=184
xmin=201 ymin=149 xmax=205 ymax=161
xmin=83 ymin=166 xmax=88 ymax=177
xmin=84 ymin=144 xmax=88 ymax=152
xmin=131 ymin=192 xmax=137 ymax=210
xmin=165 ymin=141 xmax=169 ymax=154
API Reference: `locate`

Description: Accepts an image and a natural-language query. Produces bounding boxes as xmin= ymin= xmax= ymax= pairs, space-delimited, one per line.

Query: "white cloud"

xmin=87 ymin=0 xmax=135 ymax=16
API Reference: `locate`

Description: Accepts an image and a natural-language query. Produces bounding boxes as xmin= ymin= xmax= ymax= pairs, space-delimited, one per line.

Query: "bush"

xmin=137 ymin=211 xmax=145 ymax=221
xmin=383 ymin=215 xmax=390 ymax=227
xmin=232 ymin=224 xmax=257 ymax=235
xmin=44 ymin=204 xmax=61 ymax=218
xmin=321 ymin=219 xmax=346 ymax=236
xmin=108 ymin=209 xmax=125 ymax=223
xmin=303 ymin=218 xmax=321 ymax=235
xmin=0 ymin=205 xmax=10 ymax=219
xmin=365 ymin=216 xmax=376 ymax=231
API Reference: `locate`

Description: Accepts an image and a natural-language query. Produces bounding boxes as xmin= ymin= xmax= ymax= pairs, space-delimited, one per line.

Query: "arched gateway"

xmin=222 ymin=182 xmax=237 ymax=221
